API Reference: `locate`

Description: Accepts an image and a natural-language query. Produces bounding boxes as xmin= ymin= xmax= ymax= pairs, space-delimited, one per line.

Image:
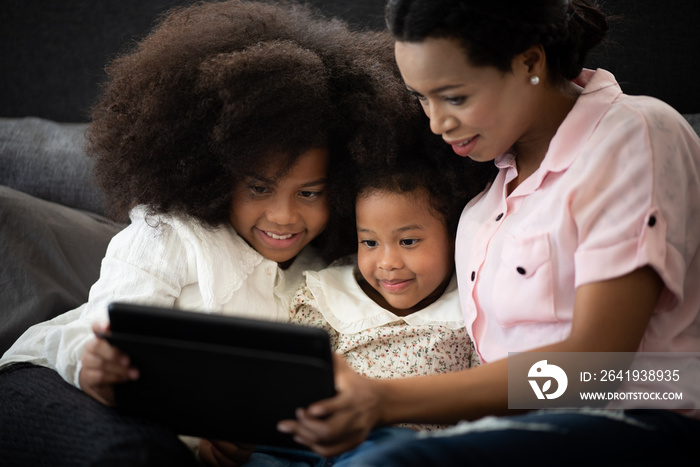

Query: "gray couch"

xmin=2 ymin=0 xmax=700 ymax=355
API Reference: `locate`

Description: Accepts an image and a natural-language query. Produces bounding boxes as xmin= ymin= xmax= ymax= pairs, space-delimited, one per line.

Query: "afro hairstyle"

xmin=86 ymin=0 xmax=421 ymax=261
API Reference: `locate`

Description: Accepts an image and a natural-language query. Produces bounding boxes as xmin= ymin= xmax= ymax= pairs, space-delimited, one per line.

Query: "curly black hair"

xmin=386 ymin=0 xmax=608 ymax=87
xmin=344 ymin=116 xmax=497 ymax=239
xmin=86 ymin=0 xmax=420 ymax=260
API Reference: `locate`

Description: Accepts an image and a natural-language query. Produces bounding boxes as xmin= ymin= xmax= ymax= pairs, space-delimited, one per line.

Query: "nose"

xmin=426 ymin=103 xmax=458 ymax=136
xmin=265 ymin=196 xmax=298 ymax=226
xmin=377 ymin=245 xmax=403 ymax=271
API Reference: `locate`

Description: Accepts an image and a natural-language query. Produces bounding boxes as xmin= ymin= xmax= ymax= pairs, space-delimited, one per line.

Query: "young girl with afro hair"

xmin=0 ymin=1 xmax=423 ymax=465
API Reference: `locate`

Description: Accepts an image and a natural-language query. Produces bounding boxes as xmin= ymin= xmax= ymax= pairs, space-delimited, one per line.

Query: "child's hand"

xmin=78 ymin=322 xmax=139 ymax=406
xmin=199 ymin=439 xmax=256 ymax=467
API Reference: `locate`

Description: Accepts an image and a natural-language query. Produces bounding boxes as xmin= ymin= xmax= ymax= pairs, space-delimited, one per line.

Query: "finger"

xmin=92 ymin=320 xmax=110 ymax=336
xmin=209 ymin=440 xmax=256 ymax=464
xmin=277 ymin=388 xmax=365 ymax=443
xmin=81 ymin=353 xmax=138 ymax=385
xmin=305 ymin=358 xmax=360 ymax=418
xmin=198 ymin=439 xmax=219 ymax=466
xmin=80 ymin=366 xmax=133 ymax=387
xmin=296 ymin=403 xmax=377 ymax=456
xmin=210 ymin=439 xmax=256 ymax=454
xmin=277 ymin=419 xmax=328 ymax=451
xmin=304 ymin=388 xmax=356 ymax=419
xmin=292 ymin=420 xmax=366 ymax=459
xmin=277 ymin=419 xmax=298 ymax=436
xmin=209 ymin=443 xmax=239 ymax=467
xmin=85 ymin=338 xmax=139 ymax=380
xmin=295 ymin=406 xmax=363 ymax=444
xmin=90 ymin=337 xmax=128 ymax=364
xmin=280 ymin=408 xmax=338 ymax=448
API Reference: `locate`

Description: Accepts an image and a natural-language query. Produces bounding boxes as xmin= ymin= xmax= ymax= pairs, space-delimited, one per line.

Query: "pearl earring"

xmin=530 ymin=75 xmax=540 ymax=86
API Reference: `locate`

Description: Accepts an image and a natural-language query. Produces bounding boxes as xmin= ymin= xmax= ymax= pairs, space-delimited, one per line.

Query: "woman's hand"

xmin=199 ymin=439 xmax=256 ymax=467
xmin=78 ymin=321 xmax=139 ymax=405
xmin=277 ymin=354 xmax=383 ymax=457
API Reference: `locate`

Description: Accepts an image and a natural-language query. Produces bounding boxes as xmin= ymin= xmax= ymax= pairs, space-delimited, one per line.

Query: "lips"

xmin=256 ymin=228 xmax=301 ymax=248
xmin=264 ymin=231 xmax=294 ymax=240
xmin=379 ymin=278 xmax=413 ymax=293
xmin=447 ymin=135 xmax=478 ymax=157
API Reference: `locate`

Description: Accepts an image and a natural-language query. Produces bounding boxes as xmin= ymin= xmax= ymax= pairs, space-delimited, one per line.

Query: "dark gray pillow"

xmin=0 ymin=117 xmax=106 ymax=216
xmin=0 ymin=186 xmax=123 ymax=355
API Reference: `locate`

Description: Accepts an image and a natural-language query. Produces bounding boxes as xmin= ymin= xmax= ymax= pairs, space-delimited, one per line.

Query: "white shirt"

xmin=0 ymin=205 xmax=325 ymax=387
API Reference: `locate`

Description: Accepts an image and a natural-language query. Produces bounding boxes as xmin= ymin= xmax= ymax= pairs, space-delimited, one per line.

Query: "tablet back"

xmin=105 ymin=302 xmax=335 ymax=447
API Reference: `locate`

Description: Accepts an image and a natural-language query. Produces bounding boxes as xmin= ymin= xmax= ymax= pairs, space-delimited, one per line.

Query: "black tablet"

xmin=104 ymin=302 xmax=335 ymax=448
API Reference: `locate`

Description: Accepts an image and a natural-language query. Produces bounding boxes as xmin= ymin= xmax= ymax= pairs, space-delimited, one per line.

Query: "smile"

xmin=380 ymin=279 xmax=413 ymax=293
xmin=450 ymin=136 xmax=476 ymax=147
xmin=447 ymin=135 xmax=479 ymax=157
xmin=264 ymin=231 xmax=294 ymax=240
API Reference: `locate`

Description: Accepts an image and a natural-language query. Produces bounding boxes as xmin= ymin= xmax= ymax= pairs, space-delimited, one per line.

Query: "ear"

xmin=513 ymin=45 xmax=546 ymax=78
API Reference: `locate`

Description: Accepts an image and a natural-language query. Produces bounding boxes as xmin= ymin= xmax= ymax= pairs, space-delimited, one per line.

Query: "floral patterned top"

xmin=290 ymin=264 xmax=480 ymax=431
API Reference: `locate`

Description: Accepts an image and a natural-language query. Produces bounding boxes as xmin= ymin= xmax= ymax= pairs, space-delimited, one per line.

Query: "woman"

xmin=278 ymin=1 xmax=700 ymax=465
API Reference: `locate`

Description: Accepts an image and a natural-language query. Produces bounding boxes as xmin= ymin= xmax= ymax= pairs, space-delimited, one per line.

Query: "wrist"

xmin=371 ymin=377 xmax=394 ymax=426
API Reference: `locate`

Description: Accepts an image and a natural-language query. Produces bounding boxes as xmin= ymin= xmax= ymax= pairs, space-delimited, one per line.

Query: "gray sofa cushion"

xmin=0 ymin=186 xmax=123 ymax=355
xmin=683 ymin=114 xmax=700 ymax=136
xmin=0 ymin=117 xmax=106 ymax=216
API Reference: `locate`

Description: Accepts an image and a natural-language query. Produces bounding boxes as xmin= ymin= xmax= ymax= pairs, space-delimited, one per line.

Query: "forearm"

xmin=372 ymin=344 xmax=617 ymax=427
xmin=374 ymin=358 xmax=511 ymax=425
xmin=0 ymin=306 xmax=91 ymax=385
xmin=377 ymin=266 xmax=662 ymax=425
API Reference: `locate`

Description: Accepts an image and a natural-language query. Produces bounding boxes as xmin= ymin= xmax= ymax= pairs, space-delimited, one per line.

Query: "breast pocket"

xmin=492 ymin=232 xmax=556 ymax=327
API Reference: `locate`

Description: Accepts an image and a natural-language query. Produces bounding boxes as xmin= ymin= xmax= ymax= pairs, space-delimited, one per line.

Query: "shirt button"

xmin=495 ymin=213 xmax=504 ymax=221
xmin=471 ymin=271 xmax=476 ymax=281
xmin=648 ymin=216 xmax=657 ymax=227
xmin=266 ymin=267 xmax=273 ymax=276
xmin=516 ymin=267 xmax=526 ymax=275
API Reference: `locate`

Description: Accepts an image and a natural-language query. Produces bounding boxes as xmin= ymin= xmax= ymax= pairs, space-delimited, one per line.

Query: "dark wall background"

xmin=1 ymin=0 xmax=699 ymax=122
xmin=0 ymin=0 xmax=389 ymax=122
xmin=588 ymin=0 xmax=700 ymax=114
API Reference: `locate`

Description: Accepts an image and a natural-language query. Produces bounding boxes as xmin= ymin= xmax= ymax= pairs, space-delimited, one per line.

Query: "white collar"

xmin=304 ymin=265 xmax=464 ymax=334
xmin=131 ymin=206 xmax=323 ymax=310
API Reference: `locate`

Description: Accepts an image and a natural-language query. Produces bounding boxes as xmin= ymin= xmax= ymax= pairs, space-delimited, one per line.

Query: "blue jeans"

xmin=245 ymin=427 xmax=416 ymax=467
xmin=343 ymin=409 xmax=700 ymax=466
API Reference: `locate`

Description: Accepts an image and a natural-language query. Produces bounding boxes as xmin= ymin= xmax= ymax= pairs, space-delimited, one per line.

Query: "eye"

xmin=249 ymin=184 xmax=270 ymax=195
xmin=299 ymin=189 xmax=323 ymax=200
xmin=360 ymin=239 xmax=378 ymax=248
xmin=408 ymin=90 xmax=427 ymax=102
xmin=400 ymin=238 xmax=419 ymax=247
xmin=444 ymin=96 xmax=467 ymax=105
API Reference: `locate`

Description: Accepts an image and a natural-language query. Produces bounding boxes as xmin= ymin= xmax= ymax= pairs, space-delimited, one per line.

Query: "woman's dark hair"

xmin=87 ymin=0 xmax=419 ymax=261
xmin=347 ymin=117 xmax=496 ymax=238
xmin=386 ymin=0 xmax=608 ymax=85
